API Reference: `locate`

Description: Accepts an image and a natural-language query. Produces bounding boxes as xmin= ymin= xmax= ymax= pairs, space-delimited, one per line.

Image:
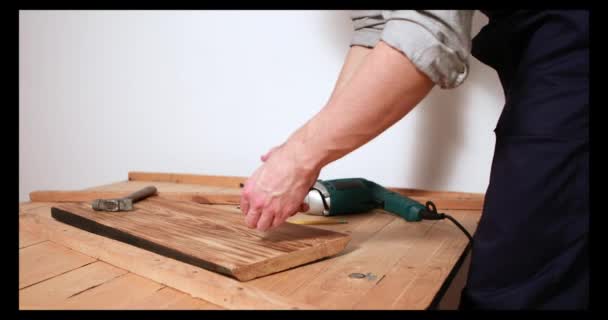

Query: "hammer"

xmin=91 ymin=186 xmax=157 ymax=212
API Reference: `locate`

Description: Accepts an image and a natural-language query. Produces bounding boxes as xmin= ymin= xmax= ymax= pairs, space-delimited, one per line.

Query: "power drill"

xmin=301 ymin=178 xmax=472 ymax=240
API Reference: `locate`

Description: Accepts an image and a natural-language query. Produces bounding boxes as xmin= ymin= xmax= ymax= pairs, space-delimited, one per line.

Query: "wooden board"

xmin=19 ymin=230 xmax=47 ymax=249
xmin=19 ymin=241 xmax=96 ymax=289
xmin=56 ymin=273 xmax=174 ymax=310
xmin=49 ymin=198 xmax=350 ymax=281
xmin=20 ymin=261 xmax=129 ymax=309
xmin=125 ymin=286 xmax=223 ymax=310
xmin=128 ymin=171 xmax=246 ymax=188
xmin=19 ymin=208 xmax=316 ymax=309
xmin=29 ymin=190 xmax=242 ymax=205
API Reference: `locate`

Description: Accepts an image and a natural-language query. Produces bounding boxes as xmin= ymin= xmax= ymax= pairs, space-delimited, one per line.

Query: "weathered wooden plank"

xmin=55 ymin=272 xmax=221 ymax=310
xmin=284 ymin=209 xmax=479 ymax=309
xmin=128 ymin=171 xmax=246 ymax=188
xmin=58 ymin=273 xmax=165 ymax=309
xmin=50 ymin=198 xmax=350 ymax=281
xmin=286 ymin=218 xmax=423 ymax=309
xmin=251 ymin=210 xmax=396 ymax=295
xmin=19 ymin=230 xmax=48 ymax=249
xmin=404 ymin=196 xmax=483 ymax=210
xmin=19 ymin=202 xmax=55 ymax=214
xmin=437 ymin=250 xmax=471 ymax=310
xmin=29 ymin=190 xmax=241 ymax=205
xmin=19 ymin=241 xmax=96 ymax=289
xmin=353 ymin=210 xmax=478 ymax=309
xmin=19 ymin=261 xmax=128 ymax=309
xmin=388 ymin=188 xmax=484 ymax=210
xmin=389 ymin=188 xmax=484 ymax=200
xmin=30 ymin=191 xmax=149 ymax=202
xmin=84 ymin=180 xmax=215 ymax=192
xmin=19 ymin=208 xmax=318 ymax=309
xmin=129 ymin=286 xmax=223 ymax=310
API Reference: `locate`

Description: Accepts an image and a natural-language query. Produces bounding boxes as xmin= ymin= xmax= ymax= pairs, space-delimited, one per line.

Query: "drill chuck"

xmin=302 ymin=181 xmax=332 ymax=216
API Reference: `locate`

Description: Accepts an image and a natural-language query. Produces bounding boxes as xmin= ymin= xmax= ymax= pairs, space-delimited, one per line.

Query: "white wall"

xmin=19 ymin=10 xmax=504 ymax=202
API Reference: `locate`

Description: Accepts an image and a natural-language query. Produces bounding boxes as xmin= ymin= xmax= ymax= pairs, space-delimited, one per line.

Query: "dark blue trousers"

xmin=459 ymin=10 xmax=589 ymax=309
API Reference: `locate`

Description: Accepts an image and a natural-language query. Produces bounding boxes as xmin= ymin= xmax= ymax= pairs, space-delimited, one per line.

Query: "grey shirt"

xmin=350 ymin=10 xmax=474 ymax=89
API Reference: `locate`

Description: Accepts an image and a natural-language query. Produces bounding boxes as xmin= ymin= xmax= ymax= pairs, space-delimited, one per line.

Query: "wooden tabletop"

xmin=19 ymin=172 xmax=482 ymax=310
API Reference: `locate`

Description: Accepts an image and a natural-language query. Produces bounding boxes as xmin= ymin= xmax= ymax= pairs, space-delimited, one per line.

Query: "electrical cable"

xmin=442 ymin=214 xmax=473 ymax=242
xmin=420 ymin=201 xmax=474 ymax=242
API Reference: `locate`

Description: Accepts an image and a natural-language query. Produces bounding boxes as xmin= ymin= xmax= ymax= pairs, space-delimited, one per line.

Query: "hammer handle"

xmin=125 ymin=186 xmax=157 ymax=203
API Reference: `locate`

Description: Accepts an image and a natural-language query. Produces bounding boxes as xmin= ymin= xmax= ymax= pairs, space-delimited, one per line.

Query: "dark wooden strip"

xmin=50 ymin=207 xmax=234 ymax=278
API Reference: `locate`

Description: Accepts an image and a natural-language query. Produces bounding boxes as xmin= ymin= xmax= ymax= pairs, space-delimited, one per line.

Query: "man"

xmin=239 ymin=10 xmax=589 ymax=309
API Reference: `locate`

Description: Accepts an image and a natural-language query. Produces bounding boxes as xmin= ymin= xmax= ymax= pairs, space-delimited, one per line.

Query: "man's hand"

xmin=240 ymin=145 xmax=319 ymax=231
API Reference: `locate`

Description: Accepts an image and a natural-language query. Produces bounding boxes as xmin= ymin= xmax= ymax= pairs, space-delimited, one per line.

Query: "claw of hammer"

xmin=92 ymin=186 xmax=157 ymax=212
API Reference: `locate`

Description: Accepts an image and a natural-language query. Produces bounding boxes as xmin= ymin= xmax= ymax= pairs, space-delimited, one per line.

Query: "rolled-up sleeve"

xmin=350 ymin=10 xmax=474 ymax=89
xmin=350 ymin=10 xmax=386 ymax=48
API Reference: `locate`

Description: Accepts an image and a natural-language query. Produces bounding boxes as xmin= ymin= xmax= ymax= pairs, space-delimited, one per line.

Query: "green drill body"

xmin=314 ymin=178 xmax=426 ymax=222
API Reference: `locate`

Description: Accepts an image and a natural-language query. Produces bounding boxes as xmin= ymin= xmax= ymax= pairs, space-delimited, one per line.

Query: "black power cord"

xmin=419 ymin=201 xmax=474 ymax=242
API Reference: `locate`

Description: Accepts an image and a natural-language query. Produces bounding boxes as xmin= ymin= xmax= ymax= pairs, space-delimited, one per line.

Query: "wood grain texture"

xmin=20 ymin=261 xmax=128 ymax=309
xmin=30 ymin=190 xmax=241 ymax=205
xmin=130 ymin=286 xmax=223 ymax=310
xmin=57 ymin=273 xmax=164 ymax=309
xmin=19 ymin=230 xmax=48 ymax=249
xmin=19 ymin=202 xmax=56 ymax=214
xmin=53 ymin=272 xmax=221 ymax=309
xmin=282 ymin=210 xmax=478 ymax=309
xmin=352 ymin=211 xmax=475 ymax=309
xmin=19 ymin=209 xmax=317 ymax=309
xmin=129 ymin=171 xmax=246 ymax=188
xmin=50 ymin=198 xmax=350 ymax=281
xmin=19 ymin=241 xmax=96 ymax=289
xmin=388 ymin=188 xmax=484 ymax=200
xmin=388 ymin=188 xmax=484 ymax=210
xmin=251 ymin=210 xmax=397 ymax=295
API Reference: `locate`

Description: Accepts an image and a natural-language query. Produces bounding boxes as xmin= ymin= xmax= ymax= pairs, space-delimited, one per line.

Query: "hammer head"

xmin=92 ymin=198 xmax=133 ymax=212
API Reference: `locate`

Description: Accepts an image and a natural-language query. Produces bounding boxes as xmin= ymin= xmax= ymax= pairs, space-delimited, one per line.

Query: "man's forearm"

xmin=283 ymin=41 xmax=434 ymax=172
xmin=328 ymin=45 xmax=372 ymax=100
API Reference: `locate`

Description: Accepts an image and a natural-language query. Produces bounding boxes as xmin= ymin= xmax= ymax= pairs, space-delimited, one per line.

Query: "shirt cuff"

xmin=350 ymin=11 xmax=386 ymax=48
xmin=381 ymin=19 xmax=469 ymax=89
xmin=351 ymin=28 xmax=383 ymax=48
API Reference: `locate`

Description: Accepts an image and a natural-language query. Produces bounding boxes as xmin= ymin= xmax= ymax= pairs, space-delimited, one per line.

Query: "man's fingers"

xmin=272 ymin=215 xmax=286 ymax=228
xmin=299 ymin=203 xmax=310 ymax=212
xmin=245 ymin=209 xmax=262 ymax=228
xmin=245 ymin=199 xmax=263 ymax=228
xmin=240 ymin=188 xmax=251 ymax=215
xmin=256 ymin=212 xmax=275 ymax=231
xmin=240 ymin=195 xmax=249 ymax=216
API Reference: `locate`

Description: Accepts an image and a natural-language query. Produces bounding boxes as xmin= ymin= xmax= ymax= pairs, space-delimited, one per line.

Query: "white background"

xmin=19 ymin=10 xmax=505 ymax=201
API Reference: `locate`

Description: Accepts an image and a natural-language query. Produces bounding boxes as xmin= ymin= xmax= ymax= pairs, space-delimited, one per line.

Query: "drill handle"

xmin=382 ymin=191 xmax=425 ymax=221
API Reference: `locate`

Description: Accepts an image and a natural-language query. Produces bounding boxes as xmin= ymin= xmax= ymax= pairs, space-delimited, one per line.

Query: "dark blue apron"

xmin=459 ymin=10 xmax=589 ymax=309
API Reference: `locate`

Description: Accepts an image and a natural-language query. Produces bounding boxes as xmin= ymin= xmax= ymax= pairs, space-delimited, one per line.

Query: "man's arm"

xmin=328 ymin=45 xmax=373 ymax=100
xmin=286 ymin=41 xmax=434 ymax=170
xmin=241 ymin=41 xmax=433 ymax=231
xmin=260 ymin=45 xmax=372 ymax=162
xmin=241 ymin=10 xmax=474 ymax=231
